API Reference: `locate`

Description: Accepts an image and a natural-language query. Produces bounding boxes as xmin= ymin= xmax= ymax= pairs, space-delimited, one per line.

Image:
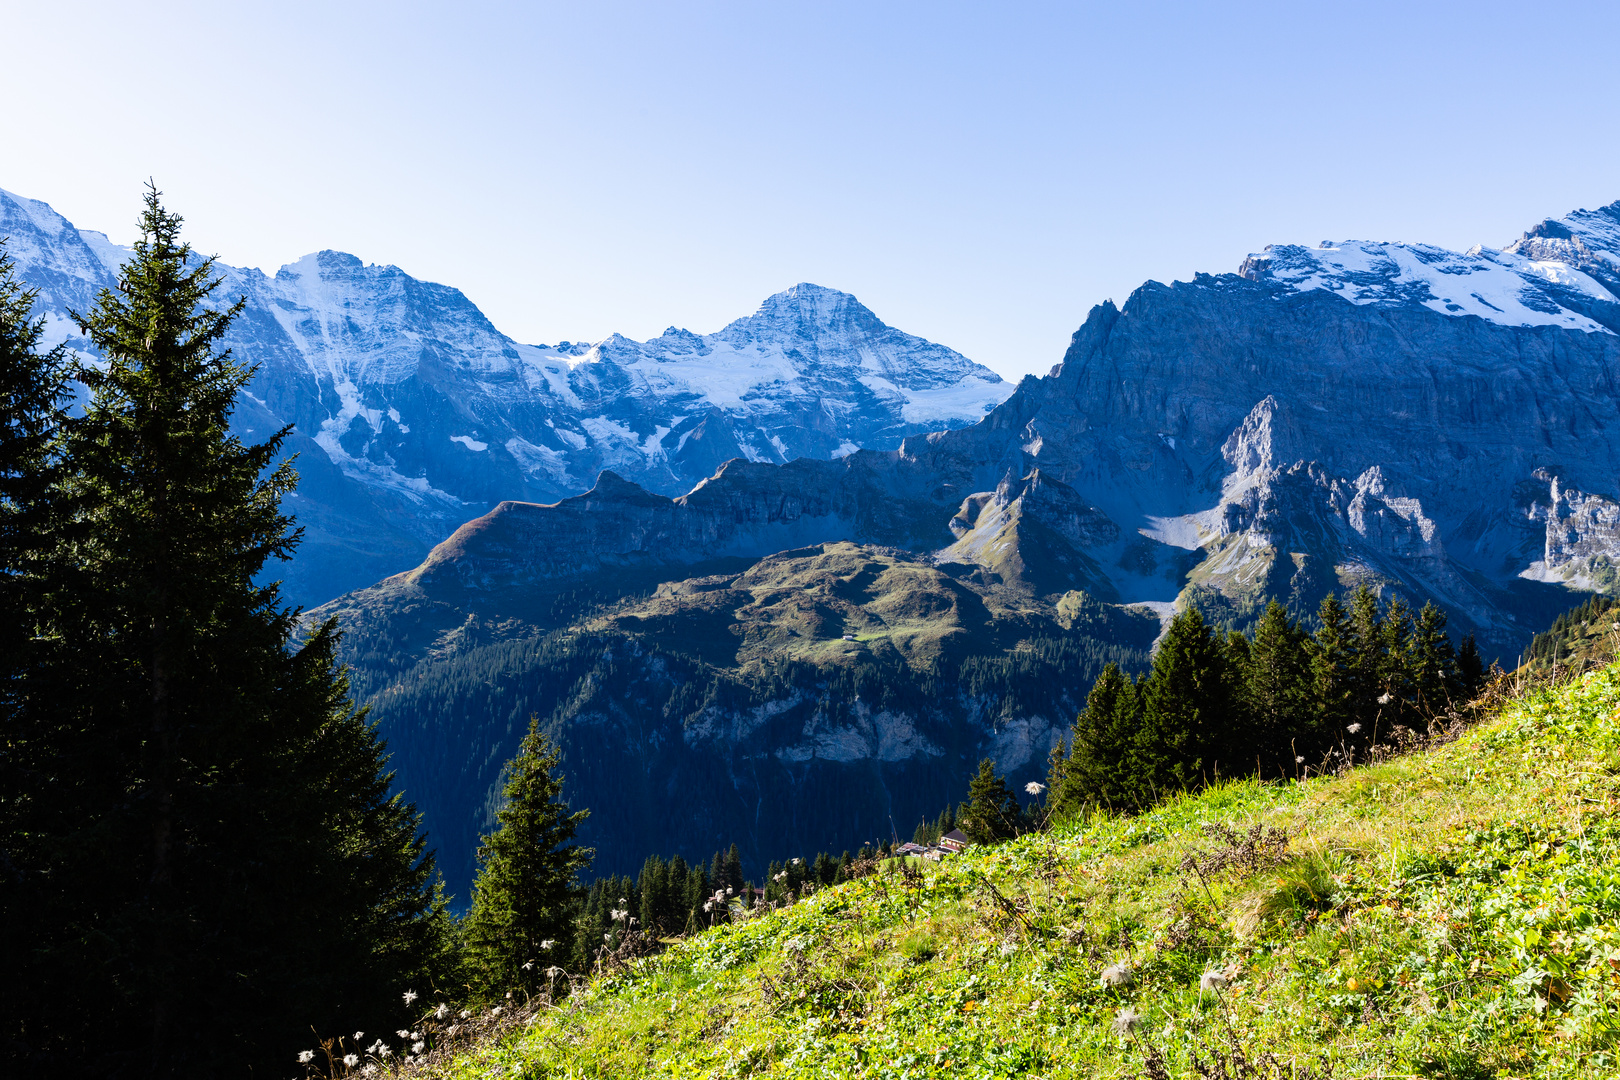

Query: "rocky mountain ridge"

xmin=315 ymin=197 xmax=1620 ymax=891
xmin=0 ymin=187 xmax=1011 ymax=605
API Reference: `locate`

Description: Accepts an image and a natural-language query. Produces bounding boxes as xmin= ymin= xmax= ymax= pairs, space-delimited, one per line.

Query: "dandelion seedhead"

xmin=1025 ymin=781 xmax=1047 ymax=796
xmin=1199 ymin=969 xmax=1229 ymax=992
xmin=298 ymin=1050 xmax=316 ymax=1064
xmin=1114 ymin=1006 xmax=1142 ymax=1035
xmin=1100 ymin=962 xmax=1134 ymax=989
xmin=1346 ymin=723 xmax=1363 ymax=735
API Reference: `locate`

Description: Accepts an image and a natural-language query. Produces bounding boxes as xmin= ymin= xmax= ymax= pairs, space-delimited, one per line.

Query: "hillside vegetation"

xmin=373 ymin=662 xmax=1620 ymax=1079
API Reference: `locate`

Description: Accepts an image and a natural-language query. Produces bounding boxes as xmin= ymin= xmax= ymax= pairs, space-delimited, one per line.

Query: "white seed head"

xmin=1346 ymin=723 xmax=1363 ymax=735
xmin=540 ymin=939 xmax=556 ymax=950
xmin=412 ymin=1041 xmax=426 ymax=1054
xmin=1377 ymin=693 xmax=1393 ymax=706
xmin=342 ymin=1054 xmax=359 ymax=1068
xmin=297 ymin=1050 xmax=316 ymax=1064
xmin=353 ymin=1032 xmax=364 ymax=1041
xmin=1113 ymin=1007 xmax=1142 ymax=1035
xmin=1025 ymin=781 xmax=1047 ymax=796
xmin=1295 ymin=755 xmax=1306 ymax=764
xmin=403 ymin=988 xmax=418 ymax=1005
xmin=1100 ymin=962 xmax=1134 ymax=988
xmin=1199 ymin=969 xmax=1229 ymax=992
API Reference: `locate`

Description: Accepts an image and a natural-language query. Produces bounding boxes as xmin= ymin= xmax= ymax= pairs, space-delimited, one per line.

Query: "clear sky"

xmin=5 ymin=1 xmax=1619 ymax=380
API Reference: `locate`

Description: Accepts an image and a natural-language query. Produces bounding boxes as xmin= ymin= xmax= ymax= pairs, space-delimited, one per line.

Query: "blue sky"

xmin=5 ymin=1 xmax=1619 ymax=380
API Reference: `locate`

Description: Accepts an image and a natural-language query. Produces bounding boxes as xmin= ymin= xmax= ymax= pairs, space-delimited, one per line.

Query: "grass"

xmin=391 ymin=663 xmax=1620 ymax=1078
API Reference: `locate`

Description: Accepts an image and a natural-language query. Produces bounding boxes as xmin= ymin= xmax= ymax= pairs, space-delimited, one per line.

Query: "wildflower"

xmin=546 ymin=965 xmax=564 ymax=979
xmin=1295 ymin=755 xmax=1305 ymax=764
xmin=298 ymin=1050 xmax=316 ymax=1064
xmin=412 ymin=1041 xmax=426 ymax=1054
xmin=540 ymin=939 xmax=556 ymax=950
xmin=377 ymin=1045 xmax=392 ymax=1058
xmin=436 ymin=1003 xmax=449 ymax=1020
xmin=1199 ymin=969 xmax=1229 ymax=992
xmin=619 ymin=897 xmax=626 ymax=904
xmin=1099 ymin=962 xmax=1134 ymax=989
xmin=703 ymin=901 xmax=713 ymax=912
xmin=397 ymin=1029 xmax=411 ymax=1039
xmin=353 ymin=1032 xmax=364 ymax=1041
xmin=1377 ymin=693 xmax=1393 ymax=706
xmin=343 ymin=1054 xmax=359 ymax=1068
xmin=1113 ymin=1007 xmax=1142 ymax=1035
xmin=1346 ymin=723 xmax=1363 ymax=735
xmin=726 ymin=887 xmax=734 ymax=896
xmin=1025 ymin=781 xmax=1047 ymax=796
xmin=403 ymin=988 xmax=418 ymax=1005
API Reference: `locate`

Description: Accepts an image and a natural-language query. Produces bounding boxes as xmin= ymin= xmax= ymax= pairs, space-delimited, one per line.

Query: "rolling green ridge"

xmin=390 ymin=661 xmax=1620 ymax=1079
xmin=348 ymin=542 xmax=1158 ymax=892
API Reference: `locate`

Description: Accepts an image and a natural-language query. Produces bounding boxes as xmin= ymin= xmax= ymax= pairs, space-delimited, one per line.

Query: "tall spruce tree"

xmin=1051 ymin=662 xmax=1146 ymax=813
xmin=962 ymin=758 xmax=1022 ymax=843
xmin=1136 ymin=607 xmax=1239 ymax=792
xmin=2 ymin=188 xmax=450 ymax=1076
xmin=0 ymin=243 xmax=75 ymax=1065
xmin=1309 ymin=592 xmax=1355 ymax=747
xmin=1243 ymin=600 xmax=1313 ymax=773
xmin=463 ymin=717 xmax=592 ymax=998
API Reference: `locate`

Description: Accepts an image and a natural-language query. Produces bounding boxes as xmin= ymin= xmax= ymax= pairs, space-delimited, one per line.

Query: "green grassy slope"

xmin=391 ymin=662 xmax=1620 ymax=1078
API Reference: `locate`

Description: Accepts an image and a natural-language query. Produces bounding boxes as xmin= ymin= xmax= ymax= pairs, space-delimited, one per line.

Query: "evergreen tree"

xmin=1455 ymin=633 xmax=1487 ymax=701
xmin=1346 ymin=586 xmax=1384 ymax=725
xmin=1136 ymin=608 xmax=1238 ymax=792
xmin=1243 ymin=600 xmax=1312 ymax=773
xmin=3 ymin=187 xmax=450 ymax=1075
xmin=463 ymin=717 xmax=593 ymax=998
xmin=724 ymin=843 xmax=744 ymax=893
xmin=0 ymin=242 xmax=75 ymax=1067
xmin=962 ymin=758 xmax=1021 ymax=843
xmin=1051 ymin=662 xmax=1145 ymax=814
xmin=1409 ymin=602 xmax=1458 ymax=714
xmin=1309 ymin=592 xmax=1355 ymax=749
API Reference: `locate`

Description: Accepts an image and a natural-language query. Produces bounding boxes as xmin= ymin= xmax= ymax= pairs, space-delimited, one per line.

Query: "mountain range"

xmin=0 ymin=187 xmax=1011 ymax=606
xmin=306 ymin=197 xmax=1620 ymax=893
xmin=12 ymin=182 xmax=1620 ymax=895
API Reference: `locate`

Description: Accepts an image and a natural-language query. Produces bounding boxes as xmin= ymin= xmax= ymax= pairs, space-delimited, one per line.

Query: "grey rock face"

xmin=398 ymin=196 xmax=1620 ymax=650
xmin=0 ymin=188 xmax=1010 ymax=607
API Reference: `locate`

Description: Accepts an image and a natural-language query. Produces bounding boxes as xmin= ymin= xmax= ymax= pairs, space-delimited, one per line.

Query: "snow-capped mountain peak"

xmin=1239 ymin=201 xmax=1620 ymax=335
xmin=0 ymin=186 xmax=1012 ymax=605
